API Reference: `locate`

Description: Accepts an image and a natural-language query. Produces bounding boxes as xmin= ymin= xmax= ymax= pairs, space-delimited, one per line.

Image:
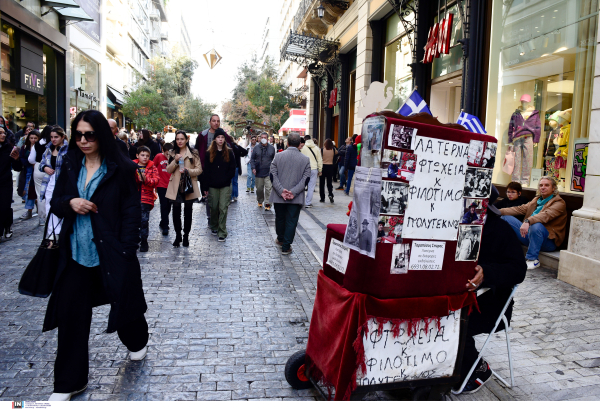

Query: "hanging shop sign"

xmin=75 ymin=0 xmax=102 ymax=43
xmin=19 ymin=35 xmax=44 ymax=95
xmin=423 ymin=14 xmax=454 ymax=64
xmin=76 ymin=88 xmax=98 ymax=103
xmin=328 ymin=88 xmax=338 ymax=108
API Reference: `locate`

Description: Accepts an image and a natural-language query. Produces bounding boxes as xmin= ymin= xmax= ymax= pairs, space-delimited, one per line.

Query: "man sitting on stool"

xmin=454 ymin=186 xmax=527 ymax=395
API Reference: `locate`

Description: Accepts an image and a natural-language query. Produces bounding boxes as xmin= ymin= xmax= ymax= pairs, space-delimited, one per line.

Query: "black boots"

xmin=173 ymin=233 xmax=182 ymax=247
xmin=140 ymin=239 xmax=149 ymax=252
xmin=182 ymin=234 xmax=189 ymax=247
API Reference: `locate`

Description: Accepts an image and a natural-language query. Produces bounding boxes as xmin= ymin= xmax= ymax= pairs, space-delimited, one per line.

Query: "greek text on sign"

xmin=409 ymin=241 xmax=446 ymax=270
xmin=403 ymin=136 xmax=468 ymax=241
xmin=326 ymin=239 xmax=350 ymax=274
xmin=358 ymin=311 xmax=461 ymax=386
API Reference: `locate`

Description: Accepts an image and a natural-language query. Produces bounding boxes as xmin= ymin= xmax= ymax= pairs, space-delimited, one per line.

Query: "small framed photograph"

xmin=455 ymin=225 xmax=483 ymax=261
xmin=388 ymin=124 xmax=417 ymax=150
xmin=463 ymin=167 xmax=493 ymax=198
xmin=380 ymin=181 xmax=409 ymax=216
xmin=390 ymin=243 xmax=411 ymax=274
xmin=461 ymin=198 xmax=489 ymax=225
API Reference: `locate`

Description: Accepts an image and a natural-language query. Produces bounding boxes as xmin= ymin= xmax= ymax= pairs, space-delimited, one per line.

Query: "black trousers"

xmin=172 ymin=201 xmax=193 ymax=235
xmin=156 ymin=187 xmax=171 ymax=229
xmin=0 ymin=184 xmax=13 ymax=233
xmin=274 ymin=203 xmax=302 ymax=252
xmin=54 ymin=259 xmax=148 ymax=393
xmin=319 ymin=164 xmax=334 ymax=200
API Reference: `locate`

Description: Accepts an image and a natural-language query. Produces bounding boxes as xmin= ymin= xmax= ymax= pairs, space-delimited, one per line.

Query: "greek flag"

xmin=457 ymin=111 xmax=487 ymax=134
xmin=397 ymin=89 xmax=432 ymax=116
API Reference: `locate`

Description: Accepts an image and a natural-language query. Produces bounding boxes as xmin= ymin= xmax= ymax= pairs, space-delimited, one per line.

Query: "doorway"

xmin=429 ymin=75 xmax=462 ymax=124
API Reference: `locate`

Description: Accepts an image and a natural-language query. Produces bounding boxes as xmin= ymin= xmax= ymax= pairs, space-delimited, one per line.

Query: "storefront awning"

xmin=107 ymin=85 xmax=125 ymax=106
xmin=107 ymin=97 xmax=116 ymax=110
xmin=279 ymin=114 xmax=307 ymax=133
xmin=280 ymin=31 xmax=339 ymax=67
xmin=42 ymin=0 xmax=79 ymax=8
xmin=54 ymin=6 xmax=94 ymax=22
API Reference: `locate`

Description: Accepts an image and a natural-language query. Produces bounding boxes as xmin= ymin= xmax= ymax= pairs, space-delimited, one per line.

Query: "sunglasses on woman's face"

xmin=73 ymin=130 xmax=97 ymax=142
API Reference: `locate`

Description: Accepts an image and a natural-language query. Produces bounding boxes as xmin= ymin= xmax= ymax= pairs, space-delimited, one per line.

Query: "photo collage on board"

xmin=372 ymin=120 xmax=421 ymax=246
xmin=456 ymin=139 xmax=497 ymax=261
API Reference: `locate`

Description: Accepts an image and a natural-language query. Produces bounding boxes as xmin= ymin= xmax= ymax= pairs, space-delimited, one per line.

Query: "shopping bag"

xmin=502 ymin=147 xmax=515 ymax=175
xmin=18 ymin=218 xmax=60 ymax=298
xmin=179 ymin=173 xmax=194 ymax=196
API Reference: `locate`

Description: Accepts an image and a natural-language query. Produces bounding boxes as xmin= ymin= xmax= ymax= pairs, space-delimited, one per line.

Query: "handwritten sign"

xmin=409 ymin=241 xmax=446 ymax=270
xmin=357 ymin=311 xmax=461 ymax=386
xmin=403 ymin=136 xmax=468 ymax=240
xmin=326 ymin=239 xmax=350 ymax=274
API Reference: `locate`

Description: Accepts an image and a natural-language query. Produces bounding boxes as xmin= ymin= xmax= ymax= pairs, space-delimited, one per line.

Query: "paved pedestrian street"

xmin=1 ymin=178 xmax=600 ymax=401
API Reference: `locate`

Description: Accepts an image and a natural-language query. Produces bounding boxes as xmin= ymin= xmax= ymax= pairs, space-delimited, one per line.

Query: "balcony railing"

xmin=292 ymin=0 xmax=315 ymax=33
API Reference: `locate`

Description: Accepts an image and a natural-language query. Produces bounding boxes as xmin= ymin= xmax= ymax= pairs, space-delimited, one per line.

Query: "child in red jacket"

xmin=134 ymin=146 xmax=159 ymax=252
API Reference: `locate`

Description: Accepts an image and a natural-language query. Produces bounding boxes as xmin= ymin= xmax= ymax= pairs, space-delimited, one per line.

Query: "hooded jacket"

xmin=133 ymin=159 xmax=159 ymax=207
xmin=344 ymin=143 xmax=358 ymax=170
xmin=300 ymin=139 xmax=323 ymax=172
xmin=251 ymin=142 xmax=276 ymax=178
xmin=508 ymin=110 xmax=541 ymax=143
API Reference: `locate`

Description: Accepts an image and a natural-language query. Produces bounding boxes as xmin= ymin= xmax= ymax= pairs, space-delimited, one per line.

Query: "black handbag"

xmin=18 ymin=217 xmax=61 ymax=298
xmin=179 ymin=172 xmax=194 ymax=196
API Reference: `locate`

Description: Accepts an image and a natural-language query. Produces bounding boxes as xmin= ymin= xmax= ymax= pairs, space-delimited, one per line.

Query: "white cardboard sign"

xmin=326 ymin=239 xmax=351 ymax=274
xmin=403 ymin=136 xmax=469 ymax=241
xmin=357 ymin=311 xmax=461 ymax=386
xmin=409 ymin=241 xmax=446 ymax=271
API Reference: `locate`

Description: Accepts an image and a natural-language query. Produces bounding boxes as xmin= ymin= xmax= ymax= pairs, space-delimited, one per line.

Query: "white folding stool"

xmin=454 ymin=284 xmax=519 ymax=394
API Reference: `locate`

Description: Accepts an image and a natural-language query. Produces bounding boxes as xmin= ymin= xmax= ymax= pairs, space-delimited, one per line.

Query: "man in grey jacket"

xmin=269 ymin=133 xmax=311 ymax=255
xmin=251 ymin=132 xmax=276 ymax=210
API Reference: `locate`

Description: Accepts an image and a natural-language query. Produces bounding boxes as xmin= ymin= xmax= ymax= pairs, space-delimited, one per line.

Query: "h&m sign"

xmin=19 ymin=35 xmax=44 ymax=95
xmin=423 ymin=14 xmax=454 ymax=64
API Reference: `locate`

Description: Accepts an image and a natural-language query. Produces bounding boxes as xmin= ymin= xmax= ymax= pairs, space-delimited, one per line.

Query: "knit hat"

xmin=557 ymin=109 xmax=572 ymax=123
xmin=214 ymin=128 xmax=227 ymax=137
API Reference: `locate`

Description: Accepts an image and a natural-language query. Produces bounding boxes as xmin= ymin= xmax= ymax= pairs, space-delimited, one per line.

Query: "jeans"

xmin=173 ymin=201 xmax=193 ymax=236
xmin=231 ymin=168 xmax=239 ymax=199
xmin=209 ymin=186 xmax=231 ymax=238
xmin=305 ymin=169 xmax=318 ymax=205
xmin=246 ymin=163 xmax=255 ymax=189
xmin=320 ymin=164 xmax=334 ymax=200
xmin=256 ymin=176 xmax=272 ymax=206
xmin=338 ymin=164 xmax=346 ymax=188
xmin=502 ymin=215 xmax=557 ymax=260
xmin=140 ymin=203 xmax=152 ymax=240
xmin=344 ymin=168 xmax=355 ymax=195
xmin=156 ymin=187 xmax=171 ymax=229
xmin=53 ymin=259 xmax=148 ymax=393
xmin=274 ymin=203 xmax=302 ymax=252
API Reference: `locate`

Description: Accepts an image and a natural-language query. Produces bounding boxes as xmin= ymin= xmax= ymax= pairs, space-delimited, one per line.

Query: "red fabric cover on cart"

xmin=305 ymin=271 xmax=477 ymax=401
xmin=323 ymin=224 xmax=479 ymax=298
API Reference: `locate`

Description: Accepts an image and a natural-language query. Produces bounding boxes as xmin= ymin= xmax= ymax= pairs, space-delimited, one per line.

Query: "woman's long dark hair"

xmin=141 ymin=129 xmax=152 ymax=144
xmin=70 ymin=110 xmax=134 ymax=172
xmin=24 ymin=129 xmax=41 ymax=150
xmin=40 ymin=125 xmax=53 ymax=144
xmin=324 ymin=138 xmax=333 ymax=150
xmin=208 ymin=138 xmax=231 ymax=163
xmin=171 ymin=130 xmax=199 ymax=163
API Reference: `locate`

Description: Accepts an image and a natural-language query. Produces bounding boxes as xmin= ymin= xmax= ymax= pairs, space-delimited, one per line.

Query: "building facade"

xmin=279 ymin=0 xmax=600 ymax=297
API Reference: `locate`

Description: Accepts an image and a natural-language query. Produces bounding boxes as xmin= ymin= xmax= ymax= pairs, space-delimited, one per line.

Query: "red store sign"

xmin=423 ymin=13 xmax=454 ymax=64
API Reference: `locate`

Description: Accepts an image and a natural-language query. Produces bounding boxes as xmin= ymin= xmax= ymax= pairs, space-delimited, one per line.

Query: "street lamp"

xmin=269 ymin=95 xmax=274 ymax=133
xmin=317 ymin=3 xmax=325 ymax=18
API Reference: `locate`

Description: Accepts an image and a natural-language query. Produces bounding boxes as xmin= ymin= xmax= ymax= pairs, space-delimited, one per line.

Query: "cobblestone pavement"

xmin=2 ymin=175 xmax=600 ymax=401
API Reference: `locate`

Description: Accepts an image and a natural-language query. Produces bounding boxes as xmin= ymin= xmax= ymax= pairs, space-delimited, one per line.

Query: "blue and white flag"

xmin=397 ymin=89 xmax=432 ymax=116
xmin=457 ymin=111 xmax=487 ymax=134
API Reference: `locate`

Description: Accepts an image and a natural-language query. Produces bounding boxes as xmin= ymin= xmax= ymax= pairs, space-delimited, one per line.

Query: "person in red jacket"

xmin=133 ymin=146 xmax=159 ymax=252
xmin=152 ymin=143 xmax=173 ymax=236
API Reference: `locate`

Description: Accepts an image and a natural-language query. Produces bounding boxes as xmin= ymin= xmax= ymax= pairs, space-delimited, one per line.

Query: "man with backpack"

xmin=300 ymin=135 xmax=322 ymax=208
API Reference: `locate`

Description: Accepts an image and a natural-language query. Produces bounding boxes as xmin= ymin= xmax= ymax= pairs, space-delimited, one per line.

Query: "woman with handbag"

xmin=319 ymin=138 xmax=337 ymax=204
xmin=0 ymin=127 xmax=23 ymax=239
xmin=39 ymin=126 xmax=69 ymax=240
xmin=165 ymin=130 xmax=202 ymax=247
xmin=18 ymin=130 xmax=40 ymax=221
xmin=204 ymin=128 xmax=236 ymax=242
xmin=44 ymin=110 xmax=148 ymax=401
xmin=29 ymin=125 xmax=53 ymax=225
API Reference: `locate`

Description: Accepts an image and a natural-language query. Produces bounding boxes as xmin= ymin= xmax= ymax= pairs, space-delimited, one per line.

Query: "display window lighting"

xmin=518 ymin=43 xmax=525 ymax=55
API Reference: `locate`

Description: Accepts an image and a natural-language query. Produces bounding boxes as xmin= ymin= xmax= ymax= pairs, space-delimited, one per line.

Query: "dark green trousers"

xmin=209 ymin=186 xmax=231 ymax=238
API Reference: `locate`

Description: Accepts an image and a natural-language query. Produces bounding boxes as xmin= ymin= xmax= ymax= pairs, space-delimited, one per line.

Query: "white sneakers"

xmin=526 ymin=259 xmax=541 ymax=270
xmin=129 ymin=345 xmax=148 ymax=361
xmin=49 ymin=384 xmax=87 ymax=401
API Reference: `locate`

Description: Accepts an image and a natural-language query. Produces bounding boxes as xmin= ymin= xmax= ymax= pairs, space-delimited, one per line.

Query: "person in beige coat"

xmin=166 ymin=131 xmax=202 ymax=247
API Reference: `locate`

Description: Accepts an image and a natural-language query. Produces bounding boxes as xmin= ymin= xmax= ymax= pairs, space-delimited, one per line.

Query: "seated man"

xmin=454 ymin=186 xmax=527 ymax=395
xmin=500 ymin=176 xmax=567 ymax=270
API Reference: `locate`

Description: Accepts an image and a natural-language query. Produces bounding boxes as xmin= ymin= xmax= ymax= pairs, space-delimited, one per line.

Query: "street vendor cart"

xmin=284 ymin=111 xmax=498 ymax=400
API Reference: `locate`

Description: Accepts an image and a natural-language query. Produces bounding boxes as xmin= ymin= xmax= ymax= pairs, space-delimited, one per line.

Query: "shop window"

xmin=69 ymin=48 xmax=99 ymax=118
xmin=486 ymin=0 xmax=597 ymax=194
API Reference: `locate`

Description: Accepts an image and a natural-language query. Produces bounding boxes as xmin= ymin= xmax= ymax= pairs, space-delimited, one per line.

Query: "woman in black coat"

xmin=455 ymin=186 xmax=527 ymax=394
xmin=45 ymin=110 xmax=148 ymax=401
xmin=0 ymin=127 xmax=23 ymax=239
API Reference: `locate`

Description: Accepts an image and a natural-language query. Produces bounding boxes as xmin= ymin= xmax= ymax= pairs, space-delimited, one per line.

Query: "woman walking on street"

xmin=320 ymin=138 xmax=336 ymax=203
xmin=45 ymin=110 xmax=148 ymax=401
xmin=166 ymin=130 xmax=202 ymax=247
xmin=18 ymin=130 xmax=40 ymax=220
xmin=0 ymin=127 xmax=23 ymax=239
xmin=29 ymin=125 xmax=53 ymax=225
xmin=204 ymin=128 xmax=236 ymax=242
xmin=39 ymin=126 xmax=69 ymax=238
xmin=344 ymin=135 xmax=358 ymax=196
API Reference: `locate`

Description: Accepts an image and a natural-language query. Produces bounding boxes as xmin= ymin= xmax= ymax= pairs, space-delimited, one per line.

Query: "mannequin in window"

xmin=544 ymin=112 xmax=561 ymax=179
xmin=507 ymin=94 xmax=541 ymax=186
xmin=554 ymin=108 xmax=571 ymax=190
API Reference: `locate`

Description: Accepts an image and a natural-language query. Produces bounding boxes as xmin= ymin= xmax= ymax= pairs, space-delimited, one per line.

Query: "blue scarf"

xmin=532 ymin=194 xmax=554 ymax=216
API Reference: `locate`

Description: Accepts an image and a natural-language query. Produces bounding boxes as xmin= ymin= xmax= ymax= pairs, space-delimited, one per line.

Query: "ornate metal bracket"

xmin=322 ymin=0 xmax=351 ymax=10
xmin=386 ymin=0 xmax=418 ymax=65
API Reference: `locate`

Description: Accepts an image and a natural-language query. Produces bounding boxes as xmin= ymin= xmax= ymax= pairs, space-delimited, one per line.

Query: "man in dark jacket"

xmin=344 ymin=136 xmax=358 ymax=195
xmin=251 ymin=132 xmax=276 ymax=211
xmin=453 ymin=186 xmax=527 ymax=395
xmin=336 ymin=139 xmax=347 ymax=188
xmin=195 ymin=115 xmax=234 ymax=219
